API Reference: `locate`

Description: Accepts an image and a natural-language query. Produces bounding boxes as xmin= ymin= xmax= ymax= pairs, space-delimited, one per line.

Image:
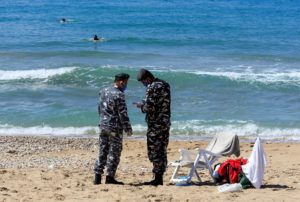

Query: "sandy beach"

xmin=0 ymin=136 xmax=299 ymax=202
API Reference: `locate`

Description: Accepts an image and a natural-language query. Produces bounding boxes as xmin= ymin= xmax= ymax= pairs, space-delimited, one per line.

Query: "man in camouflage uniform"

xmin=135 ymin=69 xmax=171 ymax=186
xmin=94 ymin=73 xmax=132 ymax=185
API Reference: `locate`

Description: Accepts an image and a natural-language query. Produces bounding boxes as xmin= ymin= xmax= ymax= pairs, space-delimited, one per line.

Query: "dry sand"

xmin=0 ymin=136 xmax=299 ymax=202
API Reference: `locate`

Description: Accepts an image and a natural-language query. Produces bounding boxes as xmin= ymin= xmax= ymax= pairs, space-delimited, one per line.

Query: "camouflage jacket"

xmin=98 ymin=86 xmax=132 ymax=133
xmin=141 ymin=78 xmax=171 ymax=128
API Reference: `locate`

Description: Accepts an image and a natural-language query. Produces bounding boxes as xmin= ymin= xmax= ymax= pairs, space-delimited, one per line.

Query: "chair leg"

xmin=186 ymin=152 xmax=204 ymax=183
xmin=203 ymin=153 xmax=215 ymax=182
xmin=171 ymin=165 xmax=180 ymax=182
xmin=194 ymin=169 xmax=201 ymax=182
xmin=207 ymin=163 xmax=214 ymax=179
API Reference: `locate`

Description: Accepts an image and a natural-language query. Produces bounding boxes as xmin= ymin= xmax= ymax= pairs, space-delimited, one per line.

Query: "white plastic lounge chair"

xmin=170 ymin=134 xmax=240 ymax=184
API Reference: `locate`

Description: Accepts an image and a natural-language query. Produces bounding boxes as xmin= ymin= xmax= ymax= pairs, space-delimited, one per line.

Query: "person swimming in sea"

xmin=60 ymin=18 xmax=67 ymax=23
xmin=90 ymin=35 xmax=105 ymax=44
xmin=93 ymin=35 xmax=100 ymax=41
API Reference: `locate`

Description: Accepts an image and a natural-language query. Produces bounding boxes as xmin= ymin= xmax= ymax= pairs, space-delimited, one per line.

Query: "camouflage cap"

xmin=137 ymin=68 xmax=154 ymax=81
xmin=115 ymin=73 xmax=130 ymax=81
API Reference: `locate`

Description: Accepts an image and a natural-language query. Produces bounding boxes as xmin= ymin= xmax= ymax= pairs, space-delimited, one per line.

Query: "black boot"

xmin=94 ymin=174 xmax=101 ymax=185
xmin=144 ymin=173 xmax=163 ymax=186
xmin=105 ymin=176 xmax=124 ymax=185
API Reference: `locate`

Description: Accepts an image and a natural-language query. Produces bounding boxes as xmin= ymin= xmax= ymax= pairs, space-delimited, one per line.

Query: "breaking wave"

xmin=1 ymin=66 xmax=300 ymax=88
xmin=1 ymin=122 xmax=299 ymax=142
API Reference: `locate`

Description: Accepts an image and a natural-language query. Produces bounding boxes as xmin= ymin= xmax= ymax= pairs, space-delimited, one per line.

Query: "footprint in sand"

xmin=0 ymin=187 xmax=9 ymax=191
xmin=54 ymin=193 xmax=65 ymax=200
xmin=143 ymin=194 xmax=157 ymax=199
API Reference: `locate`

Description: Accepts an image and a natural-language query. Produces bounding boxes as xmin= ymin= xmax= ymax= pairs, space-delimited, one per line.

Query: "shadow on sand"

xmin=261 ymin=184 xmax=290 ymax=190
xmin=128 ymin=181 xmax=216 ymax=187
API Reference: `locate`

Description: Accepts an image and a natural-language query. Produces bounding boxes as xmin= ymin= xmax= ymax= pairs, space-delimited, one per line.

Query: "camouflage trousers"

xmin=147 ymin=126 xmax=170 ymax=175
xmin=94 ymin=129 xmax=123 ymax=177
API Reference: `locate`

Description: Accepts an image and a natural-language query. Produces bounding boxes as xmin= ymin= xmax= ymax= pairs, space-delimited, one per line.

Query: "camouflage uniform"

xmin=141 ymin=78 xmax=171 ymax=175
xmin=94 ymin=86 xmax=132 ymax=177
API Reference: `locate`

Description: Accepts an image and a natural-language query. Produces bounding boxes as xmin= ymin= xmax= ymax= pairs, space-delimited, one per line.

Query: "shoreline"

xmin=0 ymin=135 xmax=299 ymax=201
xmin=1 ymin=134 xmax=299 ymax=143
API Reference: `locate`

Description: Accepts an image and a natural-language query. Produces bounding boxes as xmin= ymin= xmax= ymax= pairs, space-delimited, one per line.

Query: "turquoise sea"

xmin=1 ymin=0 xmax=300 ymax=141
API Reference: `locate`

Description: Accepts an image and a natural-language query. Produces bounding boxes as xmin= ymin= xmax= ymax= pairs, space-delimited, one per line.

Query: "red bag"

xmin=218 ymin=158 xmax=247 ymax=183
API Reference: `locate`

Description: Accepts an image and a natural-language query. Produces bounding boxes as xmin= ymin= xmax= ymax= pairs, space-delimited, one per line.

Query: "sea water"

xmin=1 ymin=0 xmax=300 ymax=141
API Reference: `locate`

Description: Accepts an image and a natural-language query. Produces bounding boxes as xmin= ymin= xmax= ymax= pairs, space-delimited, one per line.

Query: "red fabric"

xmin=218 ymin=158 xmax=248 ymax=183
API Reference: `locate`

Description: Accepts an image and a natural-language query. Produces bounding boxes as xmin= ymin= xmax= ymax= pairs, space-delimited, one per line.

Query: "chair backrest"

xmin=179 ymin=149 xmax=198 ymax=162
xmin=205 ymin=134 xmax=240 ymax=157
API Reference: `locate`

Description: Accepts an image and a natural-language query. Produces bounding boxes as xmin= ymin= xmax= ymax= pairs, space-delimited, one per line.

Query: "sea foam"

xmin=190 ymin=70 xmax=300 ymax=85
xmin=1 ymin=122 xmax=299 ymax=142
xmin=0 ymin=67 xmax=77 ymax=81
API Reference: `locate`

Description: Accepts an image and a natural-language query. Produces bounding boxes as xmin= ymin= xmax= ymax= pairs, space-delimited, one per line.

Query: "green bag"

xmin=240 ymin=172 xmax=253 ymax=189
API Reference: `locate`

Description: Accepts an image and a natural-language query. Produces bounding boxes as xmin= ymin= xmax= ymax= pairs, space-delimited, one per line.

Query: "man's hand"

xmin=133 ymin=102 xmax=143 ymax=108
xmin=125 ymin=129 xmax=133 ymax=137
xmin=126 ymin=131 xmax=133 ymax=137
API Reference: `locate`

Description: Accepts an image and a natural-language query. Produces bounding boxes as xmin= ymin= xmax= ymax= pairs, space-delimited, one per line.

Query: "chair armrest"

xmin=196 ymin=149 xmax=221 ymax=157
